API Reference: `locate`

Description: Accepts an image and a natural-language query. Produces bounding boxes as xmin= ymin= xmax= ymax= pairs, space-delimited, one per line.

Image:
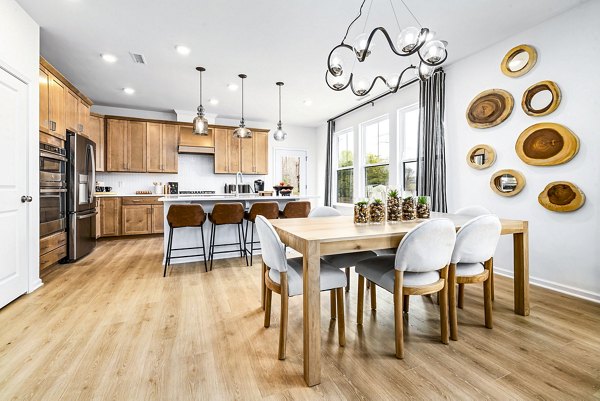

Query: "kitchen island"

xmin=158 ymin=194 xmax=318 ymax=264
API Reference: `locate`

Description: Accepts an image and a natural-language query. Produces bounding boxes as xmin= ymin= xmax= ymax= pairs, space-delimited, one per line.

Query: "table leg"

xmin=303 ymin=240 xmax=321 ymax=386
xmin=513 ymin=222 xmax=530 ymax=316
xmin=261 ymin=261 xmax=266 ymax=310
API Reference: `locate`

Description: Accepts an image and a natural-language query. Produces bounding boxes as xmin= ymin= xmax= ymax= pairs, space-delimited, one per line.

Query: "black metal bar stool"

xmin=208 ymin=202 xmax=247 ymax=270
xmin=279 ymin=201 xmax=311 ymax=219
xmin=163 ymin=204 xmax=208 ymax=277
xmin=243 ymin=202 xmax=280 ymax=265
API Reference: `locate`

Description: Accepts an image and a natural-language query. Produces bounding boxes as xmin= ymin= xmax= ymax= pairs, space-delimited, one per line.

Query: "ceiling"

xmin=18 ymin=0 xmax=586 ymax=127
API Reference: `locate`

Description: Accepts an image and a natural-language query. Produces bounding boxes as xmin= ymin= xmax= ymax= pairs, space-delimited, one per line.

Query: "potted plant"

xmin=387 ymin=189 xmax=401 ymax=223
xmin=417 ymin=196 xmax=431 ymax=219
xmin=354 ymin=200 xmax=369 ymax=225
xmin=369 ymin=198 xmax=385 ymax=224
xmin=402 ymin=193 xmax=417 ymax=221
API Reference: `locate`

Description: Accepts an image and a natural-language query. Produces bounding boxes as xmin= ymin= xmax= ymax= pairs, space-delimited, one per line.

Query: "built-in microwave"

xmin=40 ymin=142 xmax=68 ymax=237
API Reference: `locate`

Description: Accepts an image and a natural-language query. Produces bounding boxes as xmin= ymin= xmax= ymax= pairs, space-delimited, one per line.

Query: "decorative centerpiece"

xmin=354 ymin=200 xmax=369 ymax=225
xmin=369 ymin=198 xmax=385 ymax=224
xmin=402 ymin=194 xmax=417 ymax=221
xmin=387 ymin=189 xmax=401 ymax=223
xmin=417 ymin=196 xmax=431 ymax=219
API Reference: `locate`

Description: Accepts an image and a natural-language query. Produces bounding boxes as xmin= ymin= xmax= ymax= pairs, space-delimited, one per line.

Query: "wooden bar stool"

xmin=208 ymin=202 xmax=247 ymax=270
xmin=279 ymin=201 xmax=311 ymax=218
xmin=244 ymin=202 xmax=280 ymax=265
xmin=163 ymin=204 xmax=208 ymax=277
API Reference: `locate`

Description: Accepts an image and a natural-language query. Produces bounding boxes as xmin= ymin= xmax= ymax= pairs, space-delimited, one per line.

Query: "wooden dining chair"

xmin=355 ymin=218 xmax=457 ymax=358
xmin=448 ymin=214 xmax=501 ymax=340
xmin=255 ymin=215 xmax=347 ymax=360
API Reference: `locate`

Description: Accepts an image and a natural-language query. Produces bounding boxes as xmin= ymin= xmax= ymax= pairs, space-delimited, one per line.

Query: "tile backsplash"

xmin=96 ymin=154 xmax=268 ymax=194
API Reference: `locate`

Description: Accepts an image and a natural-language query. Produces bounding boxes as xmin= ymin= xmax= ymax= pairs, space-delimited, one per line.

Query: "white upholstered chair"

xmin=355 ymin=218 xmax=457 ymax=358
xmin=255 ymin=215 xmax=347 ymax=360
xmin=448 ymin=214 xmax=501 ymax=340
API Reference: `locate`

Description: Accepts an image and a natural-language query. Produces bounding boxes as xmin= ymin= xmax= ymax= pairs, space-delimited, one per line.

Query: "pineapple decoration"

xmin=369 ymin=198 xmax=385 ymax=224
xmin=417 ymin=196 xmax=431 ymax=219
xmin=354 ymin=200 xmax=369 ymax=225
xmin=387 ymin=189 xmax=401 ymax=223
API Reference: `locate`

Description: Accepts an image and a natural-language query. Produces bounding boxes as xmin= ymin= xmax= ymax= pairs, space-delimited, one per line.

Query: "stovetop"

xmin=178 ymin=190 xmax=216 ymax=195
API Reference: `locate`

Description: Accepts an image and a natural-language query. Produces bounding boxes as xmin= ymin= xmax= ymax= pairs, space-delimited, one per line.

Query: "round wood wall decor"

xmin=538 ymin=181 xmax=585 ymax=212
xmin=522 ymin=80 xmax=561 ymax=117
xmin=490 ymin=169 xmax=525 ymax=197
xmin=466 ymin=89 xmax=514 ymax=128
xmin=466 ymin=144 xmax=496 ymax=170
xmin=515 ymin=123 xmax=579 ymax=166
xmin=501 ymin=44 xmax=538 ymax=78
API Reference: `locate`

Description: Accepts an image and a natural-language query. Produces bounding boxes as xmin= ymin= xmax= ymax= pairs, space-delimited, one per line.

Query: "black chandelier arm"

xmin=349 ymin=74 xmax=387 ymax=96
xmin=326 ymin=43 xmax=353 ymax=76
xmin=325 ymin=70 xmax=354 ymax=92
xmin=388 ymin=65 xmax=417 ymax=93
xmin=326 ymin=64 xmax=417 ymax=97
xmin=354 ymin=26 xmax=429 ymax=63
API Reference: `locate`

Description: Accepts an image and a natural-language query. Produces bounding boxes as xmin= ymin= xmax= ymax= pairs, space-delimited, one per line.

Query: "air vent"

xmin=129 ymin=52 xmax=147 ymax=64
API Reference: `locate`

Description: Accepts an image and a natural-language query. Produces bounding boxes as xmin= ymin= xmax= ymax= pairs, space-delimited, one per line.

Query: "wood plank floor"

xmin=1 ymin=236 xmax=599 ymax=400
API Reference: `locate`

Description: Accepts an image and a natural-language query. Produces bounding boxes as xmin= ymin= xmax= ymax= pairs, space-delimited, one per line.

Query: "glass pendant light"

xmin=192 ymin=66 xmax=209 ymax=135
xmin=271 ymin=82 xmax=287 ymax=141
xmin=232 ymin=74 xmax=252 ymax=139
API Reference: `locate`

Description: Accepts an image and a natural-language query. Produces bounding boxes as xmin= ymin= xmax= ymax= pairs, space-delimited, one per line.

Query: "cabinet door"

xmin=48 ymin=74 xmax=66 ymax=140
xmin=127 ymin=121 xmax=147 ymax=172
xmin=146 ymin=122 xmax=162 ymax=172
xmin=78 ymin=100 xmax=90 ymax=135
xmin=214 ymin=128 xmax=229 ymax=173
xmin=95 ymin=199 xmax=101 ymax=238
xmin=106 ymin=119 xmax=127 ymax=171
xmin=65 ymin=89 xmax=79 ymax=133
xmin=227 ymin=130 xmax=241 ymax=173
xmin=254 ymin=131 xmax=269 ymax=174
xmin=122 ymin=205 xmax=152 ymax=235
xmin=152 ymin=205 xmax=164 ymax=234
xmin=240 ymin=136 xmax=254 ymax=174
xmin=87 ymin=115 xmax=105 ymax=171
xmin=39 ymin=68 xmax=50 ymax=133
xmin=162 ymin=124 xmax=178 ymax=173
xmin=100 ymin=198 xmax=121 ymax=236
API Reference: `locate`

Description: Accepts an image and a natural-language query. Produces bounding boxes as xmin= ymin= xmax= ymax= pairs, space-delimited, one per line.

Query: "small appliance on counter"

xmin=254 ymin=179 xmax=264 ymax=193
xmin=224 ymin=183 xmax=252 ymax=194
xmin=179 ymin=190 xmax=216 ymax=195
xmin=167 ymin=182 xmax=179 ymax=194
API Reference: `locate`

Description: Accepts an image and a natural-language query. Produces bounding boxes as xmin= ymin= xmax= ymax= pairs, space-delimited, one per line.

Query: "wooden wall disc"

xmin=501 ymin=44 xmax=538 ymax=77
xmin=490 ymin=169 xmax=526 ymax=197
xmin=522 ymin=80 xmax=561 ymax=117
xmin=515 ymin=122 xmax=579 ymax=166
xmin=466 ymin=144 xmax=496 ymax=169
xmin=538 ymin=181 xmax=585 ymax=212
xmin=466 ymin=89 xmax=514 ymax=128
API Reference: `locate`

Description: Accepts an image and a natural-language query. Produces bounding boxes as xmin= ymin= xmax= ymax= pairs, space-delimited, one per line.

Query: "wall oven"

xmin=40 ymin=142 xmax=67 ymax=237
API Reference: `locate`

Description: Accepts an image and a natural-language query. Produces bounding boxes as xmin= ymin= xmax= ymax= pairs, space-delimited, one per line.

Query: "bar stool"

xmin=244 ymin=202 xmax=280 ymax=265
xmin=279 ymin=201 xmax=311 ymax=218
xmin=208 ymin=202 xmax=246 ymax=270
xmin=163 ymin=204 xmax=208 ymax=277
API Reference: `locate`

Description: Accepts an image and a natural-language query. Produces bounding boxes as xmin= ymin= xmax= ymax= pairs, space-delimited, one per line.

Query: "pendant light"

xmin=272 ymin=82 xmax=287 ymax=141
xmin=192 ymin=66 xmax=208 ymax=135
xmin=232 ymin=74 xmax=252 ymax=139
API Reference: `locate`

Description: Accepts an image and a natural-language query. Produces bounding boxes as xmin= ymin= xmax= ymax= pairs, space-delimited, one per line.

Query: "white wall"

xmin=91 ymin=104 xmax=177 ymax=121
xmin=0 ymin=0 xmax=41 ymax=292
xmin=445 ymin=1 xmax=600 ymax=301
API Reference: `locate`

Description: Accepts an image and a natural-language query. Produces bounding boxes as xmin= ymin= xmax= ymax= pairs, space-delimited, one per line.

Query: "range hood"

xmin=178 ymin=125 xmax=215 ymax=154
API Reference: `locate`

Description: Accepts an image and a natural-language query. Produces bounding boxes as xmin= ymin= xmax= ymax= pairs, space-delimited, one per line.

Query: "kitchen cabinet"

xmin=152 ymin=205 xmax=164 ymax=234
xmin=127 ymin=121 xmax=147 ymax=172
xmin=78 ymin=100 xmax=90 ymax=136
xmin=95 ymin=199 xmax=101 ymax=238
xmin=178 ymin=125 xmax=214 ymax=154
xmin=99 ymin=197 xmax=121 ymax=237
xmin=65 ymin=89 xmax=79 ymax=133
xmin=214 ymin=127 xmax=242 ymax=174
xmin=122 ymin=205 xmax=153 ymax=235
xmin=39 ymin=230 xmax=67 ymax=273
xmin=48 ymin=72 xmax=66 ymax=140
xmin=240 ymin=130 xmax=269 ymax=174
xmin=147 ymin=123 xmax=178 ymax=173
xmin=215 ymin=127 xmax=268 ymax=174
xmin=87 ymin=114 xmax=105 ymax=171
xmin=39 ymin=67 xmax=50 ymax=134
xmin=106 ymin=119 xmax=147 ymax=172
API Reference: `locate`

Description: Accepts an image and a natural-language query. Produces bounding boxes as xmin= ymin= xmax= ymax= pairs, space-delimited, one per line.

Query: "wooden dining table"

xmin=267 ymin=212 xmax=529 ymax=387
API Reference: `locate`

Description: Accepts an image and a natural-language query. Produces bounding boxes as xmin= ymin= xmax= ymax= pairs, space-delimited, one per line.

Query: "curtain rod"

xmin=326 ymin=78 xmax=419 ymax=123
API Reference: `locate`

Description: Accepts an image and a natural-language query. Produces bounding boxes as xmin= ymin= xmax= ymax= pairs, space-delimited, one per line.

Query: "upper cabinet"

xmin=47 ymin=72 xmax=66 ymax=140
xmin=106 ymin=118 xmax=148 ymax=172
xmin=39 ymin=67 xmax=51 ymax=134
xmin=215 ymin=128 xmax=268 ymax=174
xmin=87 ymin=113 xmax=105 ymax=172
xmin=147 ymin=123 xmax=178 ymax=173
xmin=178 ymin=125 xmax=214 ymax=154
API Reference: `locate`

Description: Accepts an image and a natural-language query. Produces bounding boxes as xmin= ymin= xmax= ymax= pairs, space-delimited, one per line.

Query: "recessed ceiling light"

xmin=227 ymin=83 xmax=238 ymax=91
xmin=101 ymin=53 xmax=117 ymax=63
xmin=123 ymin=87 xmax=135 ymax=95
xmin=208 ymin=98 xmax=219 ymax=105
xmin=175 ymin=45 xmax=191 ymax=55
xmin=303 ymin=99 xmax=313 ymax=106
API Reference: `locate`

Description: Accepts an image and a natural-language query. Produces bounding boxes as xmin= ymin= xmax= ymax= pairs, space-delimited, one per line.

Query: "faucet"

xmin=235 ymin=171 xmax=244 ymax=197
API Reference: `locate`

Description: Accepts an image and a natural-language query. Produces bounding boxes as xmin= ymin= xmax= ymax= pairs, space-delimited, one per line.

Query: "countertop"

xmin=159 ymin=194 xmax=318 ymax=202
xmin=94 ymin=193 xmax=164 ymax=197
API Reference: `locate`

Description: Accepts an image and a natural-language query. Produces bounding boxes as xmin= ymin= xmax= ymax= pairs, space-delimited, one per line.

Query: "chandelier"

xmin=325 ymin=0 xmax=448 ymax=97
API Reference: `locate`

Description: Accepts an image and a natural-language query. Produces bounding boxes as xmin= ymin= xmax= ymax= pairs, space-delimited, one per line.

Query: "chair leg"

xmin=250 ymin=224 xmax=255 ymax=266
xmin=209 ymin=224 xmax=216 ymax=271
xmin=200 ymin=225 xmax=208 ymax=273
xmin=336 ymin=287 xmax=346 ymax=347
xmin=330 ymin=289 xmax=336 ymax=319
xmin=484 ymin=259 xmax=493 ymax=329
xmin=394 ymin=270 xmax=404 ymax=359
xmin=264 ymin=287 xmax=272 ymax=328
xmin=241 ymin=222 xmax=249 ymax=266
xmin=345 ymin=267 xmax=350 ymax=292
xmin=448 ymin=263 xmax=458 ymax=341
xmin=163 ymin=227 xmax=173 ymax=277
xmin=371 ymin=283 xmax=377 ymax=311
xmin=357 ymin=275 xmax=365 ymax=325
xmin=366 ymin=280 xmax=371 ymax=290
xmin=278 ymin=273 xmax=288 ymax=360
xmin=439 ymin=266 xmax=450 ymax=345
xmin=403 ymin=295 xmax=410 ymax=313
xmin=261 ymin=262 xmax=267 ymax=310
xmin=490 ymin=258 xmax=495 ymax=301
xmin=236 ymin=222 xmax=244 ymax=260
xmin=458 ymin=283 xmax=464 ymax=309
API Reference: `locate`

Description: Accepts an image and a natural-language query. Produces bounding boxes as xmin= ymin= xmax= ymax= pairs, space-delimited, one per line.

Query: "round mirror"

xmin=490 ymin=169 xmax=525 ymax=197
xmin=521 ymin=80 xmax=561 ymax=116
xmin=501 ymin=45 xmax=537 ymax=77
xmin=466 ymin=144 xmax=496 ymax=169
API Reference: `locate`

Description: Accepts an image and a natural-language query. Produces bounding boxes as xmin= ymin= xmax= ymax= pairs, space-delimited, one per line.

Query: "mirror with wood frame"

xmin=466 ymin=144 xmax=496 ymax=169
xmin=515 ymin=122 xmax=579 ymax=166
xmin=538 ymin=181 xmax=585 ymax=212
xmin=490 ymin=169 xmax=525 ymax=197
xmin=501 ymin=45 xmax=537 ymax=77
xmin=522 ymin=80 xmax=561 ymax=116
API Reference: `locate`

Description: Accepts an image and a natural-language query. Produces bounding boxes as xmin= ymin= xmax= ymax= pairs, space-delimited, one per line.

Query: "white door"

xmin=0 ymin=67 xmax=29 ymax=309
xmin=273 ymin=148 xmax=307 ymax=195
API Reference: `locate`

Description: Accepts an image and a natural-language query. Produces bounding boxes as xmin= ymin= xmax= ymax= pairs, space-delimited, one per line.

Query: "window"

xmin=399 ymin=105 xmax=419 ymax=193
xmin=361 ymin=117 xmax=389 ymax=197
xmin=335 ymin=130 xmax=353 ymax=204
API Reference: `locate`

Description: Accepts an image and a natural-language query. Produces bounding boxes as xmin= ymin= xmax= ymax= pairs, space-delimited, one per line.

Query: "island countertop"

xmin=159 ymin=194 xmax=318 ymax=202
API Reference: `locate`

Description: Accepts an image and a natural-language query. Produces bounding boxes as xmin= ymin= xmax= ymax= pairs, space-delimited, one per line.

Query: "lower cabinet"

xmin=122 ymin=205 xmax=153 ymax=235
xmin=98 ymin=196 xmax=163 ymax=237
xmin=39 ymin=231 xmax=67 ymax=273
xmin=99 ymin=197 xmax=121 ymax=237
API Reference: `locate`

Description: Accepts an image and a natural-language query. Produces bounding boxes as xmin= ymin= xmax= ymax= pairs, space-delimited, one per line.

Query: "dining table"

xmin=267 ymin=212 xmax=529 ymax=387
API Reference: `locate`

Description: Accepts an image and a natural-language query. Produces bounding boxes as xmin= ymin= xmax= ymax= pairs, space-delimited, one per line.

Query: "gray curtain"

xmin=417 ymin=69 xmax=447 ymax=212
xmin=324 ymin=120 xmax=335 ymax=206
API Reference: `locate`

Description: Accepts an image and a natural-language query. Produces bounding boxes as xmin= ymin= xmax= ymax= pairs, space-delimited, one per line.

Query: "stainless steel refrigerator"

xmin=66 ymin=131 xmax=97 ymax=261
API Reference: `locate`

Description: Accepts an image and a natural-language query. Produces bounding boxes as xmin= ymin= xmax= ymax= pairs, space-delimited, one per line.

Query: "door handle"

xmin=21 ymin=195 xmax=33 ymax=203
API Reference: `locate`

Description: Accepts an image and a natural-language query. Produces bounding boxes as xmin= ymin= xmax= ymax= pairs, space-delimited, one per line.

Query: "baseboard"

xmin=495 ymin=267 xmax=600 ymax=304
xmin=28 ymin=278 xmax=43 ymax=293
